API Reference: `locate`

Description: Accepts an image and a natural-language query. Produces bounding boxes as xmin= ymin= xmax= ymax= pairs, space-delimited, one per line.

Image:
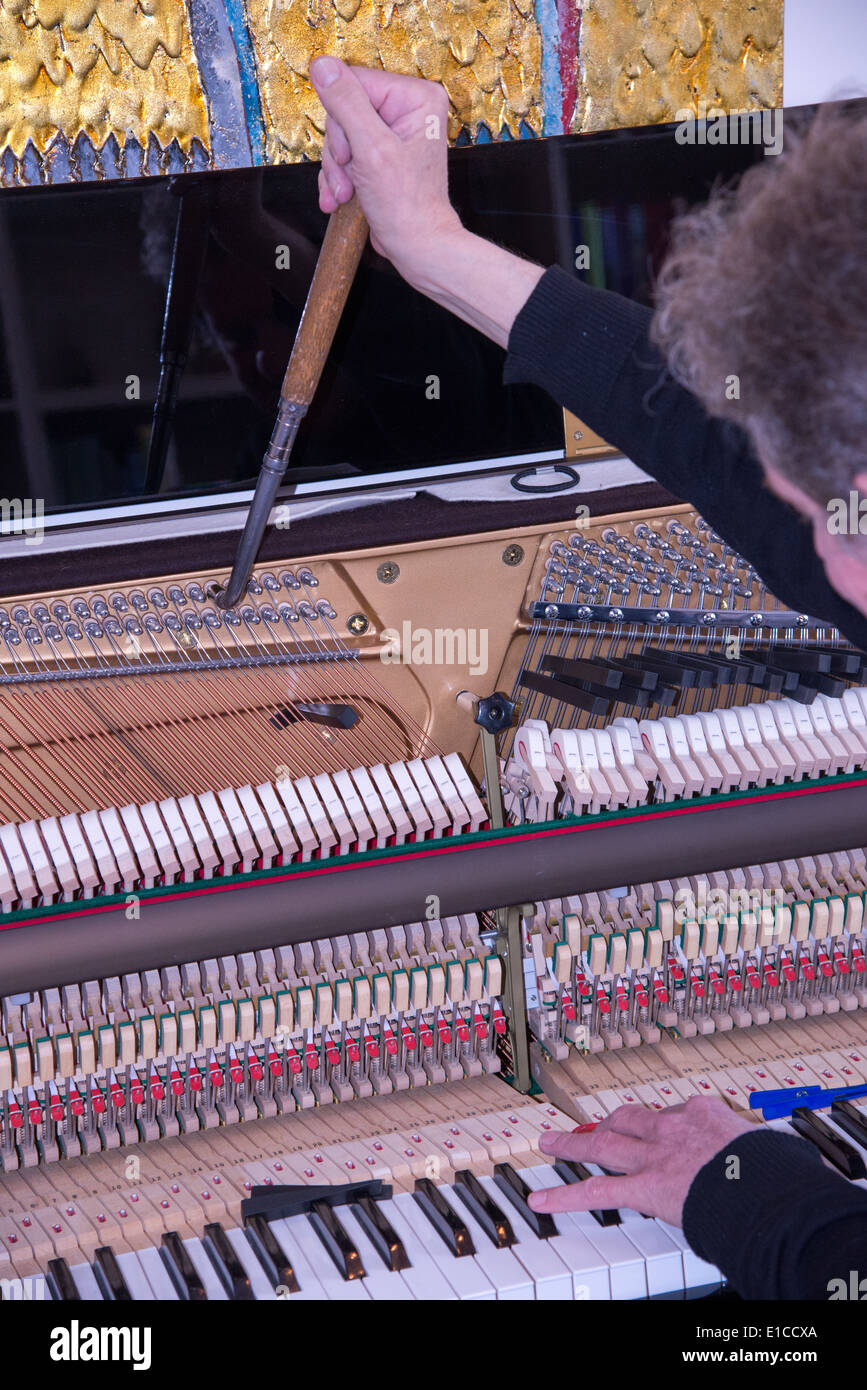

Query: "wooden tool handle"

xmin=280 ymin=195 xmax=369 ymax=408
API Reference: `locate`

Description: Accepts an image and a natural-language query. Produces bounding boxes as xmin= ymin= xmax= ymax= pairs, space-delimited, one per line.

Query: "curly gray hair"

xmin=650 ymin=101 xmax=867 ymax=506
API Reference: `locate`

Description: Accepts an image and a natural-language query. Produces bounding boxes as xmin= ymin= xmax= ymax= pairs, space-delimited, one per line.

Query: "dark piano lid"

xmin=0 ymin=107 xmax=801 ymax=521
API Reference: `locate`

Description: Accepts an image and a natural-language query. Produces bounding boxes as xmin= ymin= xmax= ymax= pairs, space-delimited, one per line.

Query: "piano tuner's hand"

xmin=310 ymin=57 xmax=544 ymax=349
xmin=527 ymin=1095 xmax=755 ymax=1227
xmin=310 ymin=58 xmax=460 ymax=278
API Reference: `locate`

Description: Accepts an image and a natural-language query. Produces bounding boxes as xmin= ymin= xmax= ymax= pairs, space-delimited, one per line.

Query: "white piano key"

xmin=394 ymin=1189 xmax=494 ymax=1295
xmin=215 ymin=787 xmax=257 ymax=872
xmin=98 ymin=807 xmax=139 ymax=892
xmin=337 ymin=1204 xmax=415 ymax=1300
xmin=348 ymin=765 xmax=393 ymax=847
xmin=443 ymin=752 xmax=489 ymax=830
xmin=273 ymin=778 xmax=318 ymax=860
xmin=438 ymin=1183 xmax=534 ymax=1299
xmin=115 ymin=1249 xmax=156 ymax=1300
xmin=136 ymin=1244 xmax=180 ymax=1300
xmin=406 ymin=758 xmax=450 ymax=837
xmin=424 ymin=756 xmax=471 ymax=835
xmin=17 ymin=819 xmax=60 ymax=902
xmin=312 ymin=773 xmax=354 ymax=855
xmin=0 ymin=836 xmax=19 ymax=910
xmin=182 ymin=1235 xmax=228 ymax=1300
xmin=332 ymin=769 xmax=375 ymax=851
xmin=77 ymin=811 xmax=120 ymax=895
xmin=375 ymin=1195 xmax=464 ymax=1301
xmin=0 ymin=822 xmax=38 ymax=906
xmin=267 ymin=1217 xmax=329 ymax=1301
xmin=617 ymin=1215 xmax=685 ymax=1296
xmin=138 ymin=801 xmax=181 ymax=883
xmin=387 ymin=761 xmax=432 ymax=839
xmin=197 ymin=790 xmax=240 ymax=874
xmin=224 ymin=1226 xmax=278 ymax=1301
xmin=538 ymin=1165 xmax=649 ymax=1301
xmin=477 ymin=1174 xmax=573 ymax=1299
xmin=369 ymin=763 xmax=413 ymax=843
xmin=118 ymin=804 xmax=160 ymax=888
xmin=293 ymin=778 xmax=337 ymax=858
xmin=69 ymin=1260 xmax=104 ymax=1300
xmin=253 ymin=781 xmax=298 ymax=862
xmin=282 ymin=1213 xmax=370 ymax=1300
xmin=519 ymin=1164 xmax=612 ymax=1299
xmin=176 ymin=795 xmax=220 ymax=878
xmin=57 ymin=812 xmax=100 ymax=897
xmin=656 ymin=1220 xmax=724 ymax=1292
xmin=235 ymin=785 xmax=279 ymax=867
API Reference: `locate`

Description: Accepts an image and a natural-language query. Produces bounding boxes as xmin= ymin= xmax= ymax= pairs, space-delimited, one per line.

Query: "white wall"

xmin=784 ymin=0 xmax=867 ymax=106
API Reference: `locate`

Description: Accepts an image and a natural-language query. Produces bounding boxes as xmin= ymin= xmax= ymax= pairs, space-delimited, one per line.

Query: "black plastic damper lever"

xmin=270 ymin=701 xmax=359 ymax=730
xmin=241 ymin=1178 xmax=391 ymax=1224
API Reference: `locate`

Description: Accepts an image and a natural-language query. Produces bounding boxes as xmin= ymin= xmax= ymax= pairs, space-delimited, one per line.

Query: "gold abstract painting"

xmin=0 ymin=0 xmax=783 ymax=179
xmin=0 ymin=0 xmax=209 ymax=160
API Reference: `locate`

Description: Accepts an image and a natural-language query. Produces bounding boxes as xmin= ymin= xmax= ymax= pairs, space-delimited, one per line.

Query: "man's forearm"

xmin=399 ymin=229 xmax=545 ymax=350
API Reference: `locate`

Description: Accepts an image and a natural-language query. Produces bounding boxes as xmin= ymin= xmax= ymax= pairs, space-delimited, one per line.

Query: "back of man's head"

xmin=652 ymin=101 xmax=867 ymax=512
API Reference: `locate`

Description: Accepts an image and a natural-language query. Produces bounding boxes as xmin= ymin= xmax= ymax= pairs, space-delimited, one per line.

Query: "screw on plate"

xmin=347 ymin=613 xmax=369 ymax=636
xmin=502 ymin=544 xmax=524 ymax=567
xmin=377 ymin=562 xmax=400 ymax=584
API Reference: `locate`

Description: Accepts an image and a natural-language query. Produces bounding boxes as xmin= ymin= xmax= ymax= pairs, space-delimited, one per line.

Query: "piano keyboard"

xmin=0 ymin=1077 xmax=724 ymax=1301
xmin=4 ymin=1044 xmax=867 ymax=1302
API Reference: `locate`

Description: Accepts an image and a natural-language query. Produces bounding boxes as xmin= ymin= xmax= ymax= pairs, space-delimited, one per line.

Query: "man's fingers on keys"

xmin=538 ymin=1124 xmax=648 ymax=1170
xmin=596 ymin=1104 xmax=660 ymax=1140
xmin=527 ymin=1173 xmax=639 ymax=1214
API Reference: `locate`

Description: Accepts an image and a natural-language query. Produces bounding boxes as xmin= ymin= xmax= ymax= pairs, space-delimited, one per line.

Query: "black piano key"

xmin=759 ymin=664 xmax=816 ymax=700
xmin=46 ymin=1257 xmax=80 ymax=1301
xmin=830 ymin=1099 xmax=867 ymax=1149
xmin=493 ymin=1162 xmax=557 ymax=1240
xmin=790 ymin=1108 xmax=867 ymax=1180
xmin=553 ymin=1158 xmax=621 ymax=1226
xmin=536 ymin=662 xmax=676 ymax=711
xmin=519 ymin=669 xmax=612 ymax=718
xmin=765 ymin=648 xmax=833 ymax=674
xmin=805 ymin=644 xmax=865 ymax=678
xmin=160 ymin=1230 xmax=207 ymax=1301
xmin=777 ymin=667 xmax=845 ymax=698
xmin=203 ymin=1222 xmax=255 ymax=1300
xmin=308 ymin=1201 xmax=366 ymax=1281
xmin=245 ymin=1213 xmax=300 ymax=1293
xmin=636 ymin=649 xmax=712 ymax=688
xmin=542 ymin=654 xmax=625 ymax=690
xmin=92 ymin=1246 xmax=134 ymax=1301
xmin=453 ymin=1168 xmax=517 ymax=1248
xmin=352 ymin=1195 xmax=411 ymax=1272
xmin=412 ymin=1177 xmax=476 ymax=1257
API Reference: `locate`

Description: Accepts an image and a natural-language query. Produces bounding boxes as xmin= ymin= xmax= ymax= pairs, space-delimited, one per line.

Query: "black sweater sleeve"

xmin=682 ymin=1128 xmax=867 ymax=1300
xmin=503 ymin=265 xmax=867 ymax=653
